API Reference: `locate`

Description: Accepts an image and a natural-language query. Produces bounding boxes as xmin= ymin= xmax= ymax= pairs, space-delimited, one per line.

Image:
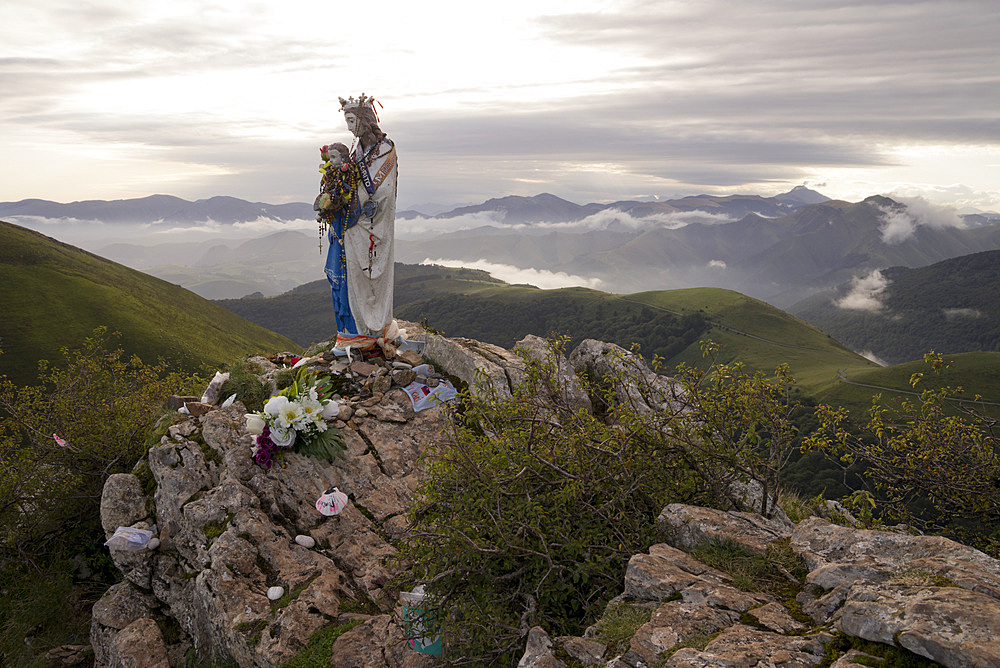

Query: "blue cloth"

xmin=324 ymin=209 xmax=358 ymax=335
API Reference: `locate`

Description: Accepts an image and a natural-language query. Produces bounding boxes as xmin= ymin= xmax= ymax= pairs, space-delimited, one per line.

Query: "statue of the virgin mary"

xmin=326 ymin=94 xmax=399 ymax=353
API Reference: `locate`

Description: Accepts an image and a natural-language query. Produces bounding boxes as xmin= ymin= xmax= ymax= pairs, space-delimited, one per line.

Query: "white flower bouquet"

xmin=245 ymin=368 xmax=345 ymax=468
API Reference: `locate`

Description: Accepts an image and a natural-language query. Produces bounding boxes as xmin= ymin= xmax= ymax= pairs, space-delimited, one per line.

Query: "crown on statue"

xmin=339 ymin=93 xmax=373 ymax=114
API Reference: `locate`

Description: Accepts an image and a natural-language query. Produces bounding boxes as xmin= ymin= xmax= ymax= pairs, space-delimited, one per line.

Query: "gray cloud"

xmin=2 ymin=0 xmax=999 ymax=209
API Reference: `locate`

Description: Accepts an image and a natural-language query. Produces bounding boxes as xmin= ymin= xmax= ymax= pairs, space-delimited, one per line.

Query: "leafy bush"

xmin=400 ymin=339 xmax=806 ymax=665
xmin=0 ymin=328 xmax=200 ymax=664
xmin=806 ymin=352 xmax=1000 ymax=555
xmin=0 ymin=328 xmax=198 ymax=562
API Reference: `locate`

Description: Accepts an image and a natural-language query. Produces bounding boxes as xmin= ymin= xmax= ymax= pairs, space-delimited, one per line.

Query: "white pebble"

xmin=267 ymin=586 xmax=285 ymax=601
xmin=146 ymin=537 xmax=160 ymax=550
xmin=294 ymin=534 xmax=316 ymax=548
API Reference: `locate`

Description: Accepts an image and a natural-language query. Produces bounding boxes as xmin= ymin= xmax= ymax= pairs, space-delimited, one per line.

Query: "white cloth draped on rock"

xmin=345 ymin=139 xmax=397 ymax=336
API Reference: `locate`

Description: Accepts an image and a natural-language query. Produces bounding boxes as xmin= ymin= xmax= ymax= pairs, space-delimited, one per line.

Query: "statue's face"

xmin=344 ymin=113 xmax=360 ymax=136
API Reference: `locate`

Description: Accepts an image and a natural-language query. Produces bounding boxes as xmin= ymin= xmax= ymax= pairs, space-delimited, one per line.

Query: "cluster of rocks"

xmin=88 ymin=329 xmax=1000 ymax=667
xmin=517 ymin=505 xmax=1000 ymax=667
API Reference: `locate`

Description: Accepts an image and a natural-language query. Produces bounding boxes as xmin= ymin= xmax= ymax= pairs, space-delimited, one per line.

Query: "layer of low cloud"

xmin=878 ymin=197 xmax=965 ymax=245
xmin=397 ymin=207 xmax=734 ymax=239
xmin=836 ymin=270 xmax=891 ymax=312
xmin=420 ymin=258 xmax=604 ymax=290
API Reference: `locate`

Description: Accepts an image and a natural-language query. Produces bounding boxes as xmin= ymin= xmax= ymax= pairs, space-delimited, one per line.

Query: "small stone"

xmin=354 ymin=408 xmax=369 ymax=418
xmin=183 ymin=401 xmax=216 ymax=417
xmin=391 ymin=369 xmax=416 ymax=387
xmin=166 ymin=395 xmax=199 ymax=410
xmin=267 ymin=586 xmax=285 ymax=601
xmin=338 ymin=406 xmax=354 ymax=421
xmin=391 ymin=361 xmax=412 ymax=369
xmin=295 ymin=535 xmax=316 ymax=548
xmin=146 ymin=537 xmax=160 ymax=550
xmin=350 ymin=361 xmax=378 ymax=377
xmin=398 ymin=350 xmax=424 ymax=366
xmin=373 ymin=375 xmax=392 ymax=394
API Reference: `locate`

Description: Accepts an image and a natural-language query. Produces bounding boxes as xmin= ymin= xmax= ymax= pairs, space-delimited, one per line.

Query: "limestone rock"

xmin=109 ymin=618 xmax=170 ymax=668
xmin=568 ymin=339 xmax=682 ymax=415
xmin=746 ymin=602 xmax=806 ymax=634
xmin=629 ymin=602 xmax=739 ymax=664
xmin=43 ymin=644 xmax=93 ymax=667
xmin=90 ymin=582 xmax=158 ymax=667
xmin=838 ymin=584 xmax=1000 ymax=667
xmin=658 ymin=503 xmax=793 ymax=555
xmin=514 ymin=334 xmax=592 ymax=414
xmin=424 ymin=333 xmax=525 ymax=398
xmin=517 ymin=626 xmax=566 ymax=668
xmin=328 ymin=615 xmax=436 ymax=667
xmin=792 ymin=517 xmax=1000 ymax=600
xmin=664 ymin=625 xmax=832 ymax=667
xmin=559 ymin=636 xmax=606 ymax=665
xmin=96 ymin=396 xmax=450 ymax=667
xmin=100 ymin=473 xmax=149 ymax=537
xmin=624 ymin=543 xmax=765 ymax=613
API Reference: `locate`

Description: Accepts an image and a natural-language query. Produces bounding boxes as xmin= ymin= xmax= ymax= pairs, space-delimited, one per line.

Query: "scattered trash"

xmin=294 ymin=534 xmax=316 ymax=548
xmin=201 ymin=371 xmax=230 ymax=404
xmin=267 ymin=586 xmax=285 ymax=601
xmin=315 ymin=487 xmax=349 ymax=516
xmin=398 ymin=338 xmax=424 ymax=354
xmin=403 ymin=379 xmax=458 ymax=412
xmin=401 ymin=586 xmax=442 ymax=655
xmin=104 ymin=526 xmax=154 ymax=551
xmin=53 ymin=433 xmax=68 ymax=447
xmin=220 ymin=393 xmax=237 ymax=408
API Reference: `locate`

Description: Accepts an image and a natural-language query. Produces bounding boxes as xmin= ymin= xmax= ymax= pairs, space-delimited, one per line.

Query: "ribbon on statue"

xmin=355 ymin=142 xmax=396 ymax=196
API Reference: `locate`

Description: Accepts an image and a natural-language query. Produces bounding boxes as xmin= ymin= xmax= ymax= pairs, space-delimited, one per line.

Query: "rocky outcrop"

xmin=793 ymin=517 xmax=1000 ymax=667
xmin=94 ymin=347 xmax=446 ymax=666
xmin=94 ymin=330 xmax=1000 ymax=668
xmin=520 ymin=506 xmax=1000 ymax=667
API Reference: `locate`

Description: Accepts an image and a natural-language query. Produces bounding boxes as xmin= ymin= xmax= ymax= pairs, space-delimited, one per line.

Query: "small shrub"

xmin=590 ymin=603 xmax=653 ymax=657
xmin=221 ymin=359 xmax=269 ymax=413
xmin=688 ymin=537 xmax=806 ymax=599
xmin=282 ymin=619 xmax=362 ymax=668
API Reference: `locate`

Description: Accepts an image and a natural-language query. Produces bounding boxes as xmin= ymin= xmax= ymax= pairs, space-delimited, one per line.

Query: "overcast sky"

xmin=2 ymin=0 xmax=998 ymax=212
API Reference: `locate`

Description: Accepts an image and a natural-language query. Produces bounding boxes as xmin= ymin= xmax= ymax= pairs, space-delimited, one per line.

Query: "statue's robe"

xmin=344 ymin=137 xmax=397 ymax=340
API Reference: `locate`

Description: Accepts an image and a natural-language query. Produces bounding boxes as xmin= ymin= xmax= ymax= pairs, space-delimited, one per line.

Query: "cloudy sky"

xmin=2 ymin=0 xmax=999 ymax=212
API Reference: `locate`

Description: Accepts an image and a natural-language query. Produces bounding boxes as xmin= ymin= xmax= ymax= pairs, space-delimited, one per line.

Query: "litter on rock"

xmin=104 ymin=526 xmax=154 ymax=551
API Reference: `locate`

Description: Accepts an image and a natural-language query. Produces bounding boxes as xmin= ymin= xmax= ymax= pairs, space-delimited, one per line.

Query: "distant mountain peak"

xmin=773 ymin=186 xmax=829 ymax=206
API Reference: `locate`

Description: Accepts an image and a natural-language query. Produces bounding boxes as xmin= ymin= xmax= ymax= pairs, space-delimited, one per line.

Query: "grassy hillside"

xmin=0 ymin=221 xmax=300 ymax=386
xmin=815 ymin=351 xmax=1000 ymax=421
xmin=397 ymin=284 xmax=711 ymax=366
xmin=620 ymin=288 xmax=878 ymax=394
xmin=396 ymin=283 xmax=874 ymax=397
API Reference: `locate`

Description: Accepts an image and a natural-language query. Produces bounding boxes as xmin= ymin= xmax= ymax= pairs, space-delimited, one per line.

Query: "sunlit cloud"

xmin=420 ymin=258 xmax=604 ymax=290
xmin=877 ymin=196 xmax=965 ymax=244
xmin=836 ymin=270 xmax=890 ymax=312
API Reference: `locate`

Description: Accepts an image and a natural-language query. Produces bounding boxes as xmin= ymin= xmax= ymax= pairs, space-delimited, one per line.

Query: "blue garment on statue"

xmin=324 ymin=208 xmax=359 ymax=335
